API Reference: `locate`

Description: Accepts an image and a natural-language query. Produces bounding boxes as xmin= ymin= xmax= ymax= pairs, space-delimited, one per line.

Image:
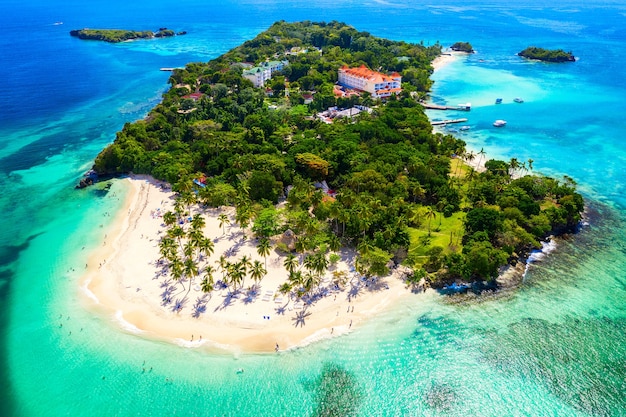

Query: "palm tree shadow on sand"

xmin=292 ymin=308 xmax=311 ymax=328
xmin=214 ymin=289 xmax=239 ymax=312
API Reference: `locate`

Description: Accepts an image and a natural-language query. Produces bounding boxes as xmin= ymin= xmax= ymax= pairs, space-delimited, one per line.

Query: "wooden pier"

xmin=421 ymin=102 xmax=471 ymax=111
xmin=431 ymin=118 xmax=468 ymax=126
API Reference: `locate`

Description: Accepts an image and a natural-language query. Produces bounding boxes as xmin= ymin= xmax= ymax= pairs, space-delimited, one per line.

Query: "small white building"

xmin=242 ymin=60 xmax=288 ymax=88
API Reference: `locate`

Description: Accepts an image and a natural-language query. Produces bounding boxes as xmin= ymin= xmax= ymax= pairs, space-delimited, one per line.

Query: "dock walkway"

xmin=431 ymin=118 xmax=468 ymax=126
xmin=421 ymin=102 xmax=471 ymax=111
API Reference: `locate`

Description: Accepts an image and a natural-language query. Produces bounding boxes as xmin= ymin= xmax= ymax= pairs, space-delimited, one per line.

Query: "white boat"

xmin=514 ymin=97 xmax=524 ymax=103
xmin=493 ymin=119 xmax=507 ymax=127
xmin=460 ymin=125 xmax=470 ymax=131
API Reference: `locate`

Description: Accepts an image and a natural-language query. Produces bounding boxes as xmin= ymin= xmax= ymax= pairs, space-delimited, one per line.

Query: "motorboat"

xmin=495 ymin=98 xmax=503 ymax=104
xmin=493 ymin=119 xmax=507 ymax=127
xmin=514 ymin=97 xmax=524 ymax=103
xmin=460 ymin=125 xmax=470 ymax=131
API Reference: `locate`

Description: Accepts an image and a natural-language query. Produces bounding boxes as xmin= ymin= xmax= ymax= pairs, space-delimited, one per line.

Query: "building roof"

xmin=183 ymin=92 xmax=204 ymax=101
xmin=339 ymin=65 xmax=400 ymax=84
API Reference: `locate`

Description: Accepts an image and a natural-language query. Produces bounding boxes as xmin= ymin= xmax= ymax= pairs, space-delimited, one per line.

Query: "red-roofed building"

xmin=183 ymin=92 xmax=204 ymax=101
xmin=338 ymin=65 xmax=402 ymax=99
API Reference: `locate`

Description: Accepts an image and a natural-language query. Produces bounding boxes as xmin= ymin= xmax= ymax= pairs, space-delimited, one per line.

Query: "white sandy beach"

xmin=78 ymin=55 xmax=471 ymax=354
xmin=431 ymin=50 xmax=460 ymax=71
xmin=81 ymin=176 xmax=415 ymax=353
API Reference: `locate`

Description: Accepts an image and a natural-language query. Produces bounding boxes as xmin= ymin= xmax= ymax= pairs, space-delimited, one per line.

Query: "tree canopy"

xmin=518 ymin=46 xmax=575 ymax=62
xmin=450 ymin=42 xmax=474 ymax=53
xmin=92 ymin=21 xmax=584 ymax=287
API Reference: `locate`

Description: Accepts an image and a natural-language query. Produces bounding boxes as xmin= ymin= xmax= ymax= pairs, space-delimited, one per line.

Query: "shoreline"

xmin=430 ymin=51 xmax=489 ymax=173
xmin=80 ymin=175 xmax=416 ymax=353
xmin=431 ymin=50 xmax=461 ymax=72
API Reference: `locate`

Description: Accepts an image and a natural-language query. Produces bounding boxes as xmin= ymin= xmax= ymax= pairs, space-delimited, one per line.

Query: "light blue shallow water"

xmin=1 ymin=1 xmax=625 ymax=416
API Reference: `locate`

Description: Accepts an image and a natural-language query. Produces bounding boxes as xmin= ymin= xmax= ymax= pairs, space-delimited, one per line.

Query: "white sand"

xmin=431 ymin=51 xmax=459 ymax=72
xmin=81 ymin=175 xmax=414 ymax=353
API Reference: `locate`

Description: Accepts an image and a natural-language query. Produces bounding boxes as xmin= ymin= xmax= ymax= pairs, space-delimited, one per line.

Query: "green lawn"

xmin=408 ymin=211 xmax=465 ymax=265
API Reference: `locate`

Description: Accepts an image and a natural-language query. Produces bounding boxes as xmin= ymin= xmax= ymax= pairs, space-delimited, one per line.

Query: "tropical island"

xmin=450 ymin=42 xmax=474 ymax=53
xmin=83 ymin=21 xmax=584 ymax=350
xmin=518 ymin=46 xmax=575 ymax=62
xmin=69 ymin=27 xmax=186 ymax=43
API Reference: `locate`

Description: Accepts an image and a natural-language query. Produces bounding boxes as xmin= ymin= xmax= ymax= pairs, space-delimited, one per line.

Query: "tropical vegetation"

xmin=69 ymin=28 xmax=182 ymax=43
xmin=450 ymin=42 xmax=474 ymax=53
xmin=518 ymin=46 xmax=575 ymax=62
xmin=93 ymin=21 xmax=584 ymax=293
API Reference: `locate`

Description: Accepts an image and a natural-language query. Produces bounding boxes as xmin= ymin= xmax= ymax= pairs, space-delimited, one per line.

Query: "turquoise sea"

xmin=1 ymin=0 xmax=625 ymax=415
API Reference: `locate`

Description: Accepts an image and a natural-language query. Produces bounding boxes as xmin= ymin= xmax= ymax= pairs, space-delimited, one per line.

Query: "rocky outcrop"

xmin=75 ymin=170 xmax=98 ymax=189
xmin=518 ymin=46 xmax=575 ymax=62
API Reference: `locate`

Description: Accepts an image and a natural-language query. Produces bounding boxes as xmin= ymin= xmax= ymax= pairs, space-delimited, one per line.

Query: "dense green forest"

xmin=93 ymin=21 xmax=583 ymax=288
xmin=69 ymin=28 xmax=181 ymax=43
xmin=450 ymin=42 xmax=474 ymax=53
xmin=518 ymin=46 xmax=575 ymax=62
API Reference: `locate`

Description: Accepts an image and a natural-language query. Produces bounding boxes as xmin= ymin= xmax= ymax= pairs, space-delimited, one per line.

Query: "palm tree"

xmin=454 ymin=148 xmax=465 ymax=176
xmin=228 ymin=261 xmax=246 ymax=291
xmin=327 ymin=234 xmax=341 ymax=253
xmin=425 ymin=206 xmax=437 ymax=236
xmin=173 ymin=199 xmax=186 ymax=221
xmin=303 ymin=271 xmax=319 ymax=294
xmin=168 ymin=225 xmax=186 ymax=252
xmin=180 ymin=191 xmax=197 ymax=215
xmin=234 ymin=197 xmax=253 ymax=232
xmin=278 ymin=282 xmax=292 ymax=298
xmin=250 ymin=260 xmax=266 ymax=285
xmin=288 ymin=270 xmax=303 ymax=286
xmin=311 ymin=252 xmax=329 ymax=278
xmin=200 ymin=276 xmax=214 ymax=293
xmin=476 ymin=147 xmax=486 ymax=168
xmin=357 ymin=238 xmax=374 ymax=257
xmin=465 ymin=166 xmax=476 ymax=181
xmin=217 ymin=213 xmax=230 ymax=236
xmin=257 ymin=237 xmax=272 ymax=269
xmin=163 ymin=211 xmax=177 ymax=227
xmin=198 ymin=237 xmax=214 ymax=259
xmin=411 ymin=182 xmax=425 ymax=203
xmin=294 ymin=236 xmax=308 ymax=260
xmin=216 ymin=255 xmax=228 ymax=280
xmin=283 ymin=253 xmax=299 ymax=275
xmin=159 ymin=236 xmax=177 ymax=261
xmin=303 ymin=254 xmax=315 ymax=274
xmin=190 ymin=213 xmax=205 ymax=231
xmin=239 ymin=255 xmax=252 ymax=277
xmin=408 ymin=205 xmax=423 ymax=227
xmin=220 ymin=261 xmax=232 ymax=290
xmin=465 ymin=150 xmax=476 ymax=166
xmin=509 ymin=157 xmax=520 ymax=178
xmin=168 ymin=256 xmax=184 ymax=294
xmin=183 ymin=257 xmax=199 ymax=295
xmin=527 ymin=158 xmax=534 ymax=172
xmin=201 ymin=265 xmax=215 ymax=293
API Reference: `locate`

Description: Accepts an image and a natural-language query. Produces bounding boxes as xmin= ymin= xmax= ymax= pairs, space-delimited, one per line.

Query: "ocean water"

xmin=1 ymin=1 xmax=625 ymax=416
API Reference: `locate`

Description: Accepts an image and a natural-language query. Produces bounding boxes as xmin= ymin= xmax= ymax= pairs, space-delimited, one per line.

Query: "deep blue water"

xmin=1 ymin=1 xmax=625 ymax=416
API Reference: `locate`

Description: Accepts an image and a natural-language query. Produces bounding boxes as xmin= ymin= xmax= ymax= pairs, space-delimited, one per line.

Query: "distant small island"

xmin=450 ymin=42 xmax=474 ymax=53
xmin=518 ymin=46 xmax=575 ymax=62
xmin=69 ymin=27 xmax=186 ymax=43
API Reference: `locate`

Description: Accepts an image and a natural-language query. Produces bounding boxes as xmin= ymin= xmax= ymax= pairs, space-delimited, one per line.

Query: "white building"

xmin=338 ymin=65 xmax=402 ymax=99
xmin=242 ymin=60 xmax=288 ymax=88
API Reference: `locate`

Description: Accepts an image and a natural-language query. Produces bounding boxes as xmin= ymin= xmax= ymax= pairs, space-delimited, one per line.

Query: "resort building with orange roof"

xmin=337 ymin=65 xmax=402 ymax=99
